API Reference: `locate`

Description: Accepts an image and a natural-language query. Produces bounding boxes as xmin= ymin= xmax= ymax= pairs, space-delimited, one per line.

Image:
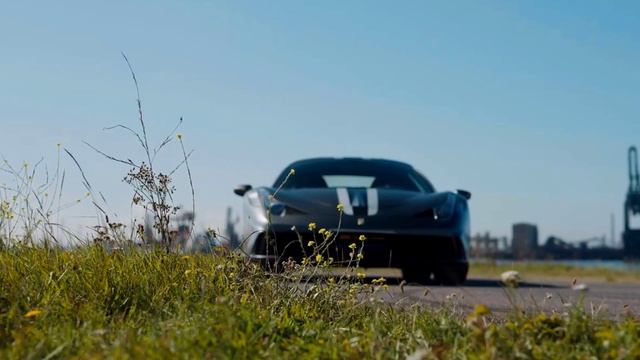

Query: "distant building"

xmin=512 ymin=223 xmax=538 ymax=259
xmin=470 ymin=232 xmax=500 ymax=258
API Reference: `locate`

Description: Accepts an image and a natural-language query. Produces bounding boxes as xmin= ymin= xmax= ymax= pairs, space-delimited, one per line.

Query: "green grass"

xmin=470 ymin=261 xmax=640 ymax=283
xmin=2 ymin=246 xmax=640 ymax=359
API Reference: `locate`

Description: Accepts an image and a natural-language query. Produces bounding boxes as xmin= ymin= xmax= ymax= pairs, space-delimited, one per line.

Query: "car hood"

xmin=273 ymin=188 xmax=451 ymax=217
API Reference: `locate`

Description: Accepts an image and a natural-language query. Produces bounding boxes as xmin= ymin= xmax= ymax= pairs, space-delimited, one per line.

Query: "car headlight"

xmin=434 ymin=193 xmax=457 ymax=221
xmin=268 ymin=201 xmax=306 ymax=217
xmin=269 ymin=201 xmax=287 ymax=216
xmin=261 ymin=193 xmax=305 ymax=217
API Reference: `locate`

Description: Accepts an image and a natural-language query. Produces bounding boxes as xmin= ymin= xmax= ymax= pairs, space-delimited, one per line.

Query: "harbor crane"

xmin=624 ymin=146 xmax=640 ymax=258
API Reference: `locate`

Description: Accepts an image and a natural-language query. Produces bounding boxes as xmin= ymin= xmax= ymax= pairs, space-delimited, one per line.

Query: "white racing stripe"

xmin=336 ymin=188 xmax=354 ymax=215
xmin=367 ymin=188 xmax=378 ymax=215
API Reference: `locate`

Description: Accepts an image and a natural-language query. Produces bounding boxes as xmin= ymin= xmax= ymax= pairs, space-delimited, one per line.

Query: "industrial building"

xmin=512 ymin=223 xmax=538 ymax=259
xmin=470 ymin=232 xmax=504 ymax=258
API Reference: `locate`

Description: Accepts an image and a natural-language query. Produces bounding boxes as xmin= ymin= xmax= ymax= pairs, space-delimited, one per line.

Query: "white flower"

xmin=500 ymin=270 xmax=520 ymax=287
xmin=571 ymin=283 xmax=589 ymax=292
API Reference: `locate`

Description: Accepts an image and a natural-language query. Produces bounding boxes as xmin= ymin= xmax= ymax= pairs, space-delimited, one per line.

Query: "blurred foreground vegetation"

xmin=1 ymin=246 xmax=640 ymax=359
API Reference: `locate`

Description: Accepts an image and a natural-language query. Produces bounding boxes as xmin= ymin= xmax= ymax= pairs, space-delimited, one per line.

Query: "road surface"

xmin=378 ymin=276 xmax=640 ymax=318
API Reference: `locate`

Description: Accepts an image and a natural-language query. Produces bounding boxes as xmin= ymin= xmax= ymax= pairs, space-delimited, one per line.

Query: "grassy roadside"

xmin=1 ymin=246 xmax=640 ymax=359
xmin=470 ymin=261 xmax=640 ymax=284
xmin=1 ymin=63 xmax=638 ymax=358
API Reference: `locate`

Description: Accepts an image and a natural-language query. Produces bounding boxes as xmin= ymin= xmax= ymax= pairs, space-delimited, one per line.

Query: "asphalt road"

xmin=378 ymin=277 xmax=640 ymax=318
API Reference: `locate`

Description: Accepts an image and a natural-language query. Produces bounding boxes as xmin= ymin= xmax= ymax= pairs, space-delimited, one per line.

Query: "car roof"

xmin=272 ymin=157 xmax=434 ymax=191
xmin=286 ymin=157 xmax=414 ymax=169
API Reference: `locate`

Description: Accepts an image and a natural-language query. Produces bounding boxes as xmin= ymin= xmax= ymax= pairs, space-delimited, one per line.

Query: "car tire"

xmin=433 ymin=265 xmax=468 ymax=286
xmin=402 ymin=267 xmax=431 ymax=285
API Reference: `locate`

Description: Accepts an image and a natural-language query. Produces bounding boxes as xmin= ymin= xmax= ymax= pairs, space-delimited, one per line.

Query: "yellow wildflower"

xmin=308 ymin=222 xmax=317 ymax=231
xmin=473 ymin=304 xmax=491 ymax=316
xmin=25 ymin=309 xmax=42 ymax=318
xmin=358 ymin=235 xmax=367 ymax=242
xmin=337 ymin=203 xmax=344 ymax=212
xmin=315 ymin=254 xmax=324 ymax=263
xmin=356 ymin=253 xmax=364 ymax=260
xmin=348 ymin=243 xmax=357 ymax=250
xmin=307 ymin=241 xmax=315 ymax=247
xmin=596 ymin=329 xmax=615 ymax=341
xmin=357 ymin=272 xmax=366 ymax=279
xmin=289 ymin=168 xmax=296 ymax=176
xmin=318 ymin=228 xmax=326 ymax=235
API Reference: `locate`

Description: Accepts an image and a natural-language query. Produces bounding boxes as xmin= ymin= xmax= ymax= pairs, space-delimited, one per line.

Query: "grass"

xmin=470 ymin=261 xmax=640 ymax=284
xmin=2 ymin=245 xmax=640 ymax=359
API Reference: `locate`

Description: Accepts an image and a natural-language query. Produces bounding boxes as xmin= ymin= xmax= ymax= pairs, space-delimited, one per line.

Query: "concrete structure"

xmin=470 ymin=232 xmax=501 ymax=258
xmin=512 ymin=223 xmax=538 ymax=259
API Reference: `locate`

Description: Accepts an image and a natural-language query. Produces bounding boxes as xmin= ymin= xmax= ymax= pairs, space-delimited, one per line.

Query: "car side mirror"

xmin=234 ymin=184 xmax=252 ymax=196
xmin=456 ymin=189 xmax=471 ymax=200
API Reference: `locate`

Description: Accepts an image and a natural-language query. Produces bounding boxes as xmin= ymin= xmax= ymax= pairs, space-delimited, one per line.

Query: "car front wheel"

xmin=433 ymin=265 xmax=468 ymax=285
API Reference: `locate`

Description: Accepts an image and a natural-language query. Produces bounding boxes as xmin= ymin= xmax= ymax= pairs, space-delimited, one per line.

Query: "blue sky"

xmin=1 ymin=1 xmax=639 ymax=244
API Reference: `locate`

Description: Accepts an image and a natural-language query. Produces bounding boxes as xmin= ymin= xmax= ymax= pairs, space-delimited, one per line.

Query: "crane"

xmin=623 ymin=146 xmax=640 ymax=258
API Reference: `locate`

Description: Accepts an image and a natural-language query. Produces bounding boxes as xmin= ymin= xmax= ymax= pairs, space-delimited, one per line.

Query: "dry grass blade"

xmin=63 ymin=148 xmax=94 ymax=194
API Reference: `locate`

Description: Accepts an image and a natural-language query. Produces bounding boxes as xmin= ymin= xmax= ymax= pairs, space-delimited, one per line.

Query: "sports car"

xmin=233 ymin=157 xmax=471 ymax=284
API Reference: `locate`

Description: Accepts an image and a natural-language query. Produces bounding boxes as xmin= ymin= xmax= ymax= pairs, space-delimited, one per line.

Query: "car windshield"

xmin=273 ymin=159 xmax=434 ymax=193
